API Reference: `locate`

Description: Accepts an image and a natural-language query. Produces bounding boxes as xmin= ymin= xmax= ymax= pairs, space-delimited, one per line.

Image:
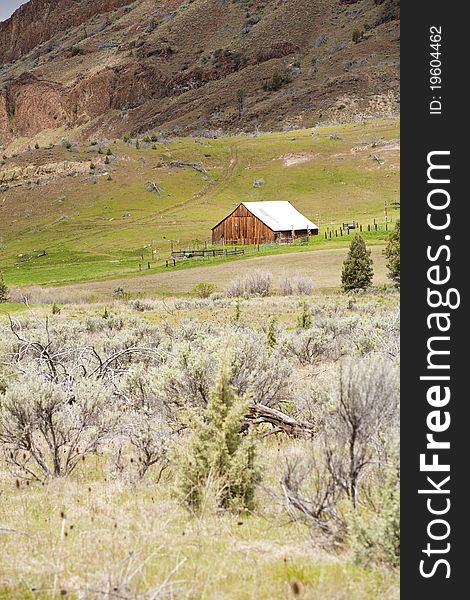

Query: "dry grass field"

xmin=9 ymin=246 xmax=387 ymax=302
xmin=0 ymin=454 xmax=399 ymax=600
xmin=0 ymin=290 xmax=400 ymax=599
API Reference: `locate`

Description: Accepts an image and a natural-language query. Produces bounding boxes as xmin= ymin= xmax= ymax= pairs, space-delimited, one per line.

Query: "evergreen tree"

xmin=384 ymin=220 xmax=400 ymax=285
xmin=341 ymin=234 xmax=373 ymax=292
xmin=297 ymin=301 xmax=312 ymax=329
xmin=178 ymin=366 xmax=258 ymax=512
xmin=0 ymin=272 xmax=8 ymax=303
xmin=267 ymin=317 xmax=277 ymax=349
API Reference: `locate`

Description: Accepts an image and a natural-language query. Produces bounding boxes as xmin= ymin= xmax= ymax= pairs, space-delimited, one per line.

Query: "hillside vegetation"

xmin=0 ymin=118 xmax=399 ymax=288
xmin=0 ymin=0 xmax=399 ymax=149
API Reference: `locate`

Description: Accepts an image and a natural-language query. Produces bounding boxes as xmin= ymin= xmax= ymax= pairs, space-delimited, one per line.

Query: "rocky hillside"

xmin=0 ymin=0 xmax=399 ymax=150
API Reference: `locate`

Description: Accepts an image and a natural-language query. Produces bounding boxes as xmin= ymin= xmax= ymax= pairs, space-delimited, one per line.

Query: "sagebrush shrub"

xmin=350 ymin=465 xmax=400 ymax=568
xmin=0 ymin=376 xmax=116 ymax=480
xmin=225 ymin=271 xmax=272 ymax=297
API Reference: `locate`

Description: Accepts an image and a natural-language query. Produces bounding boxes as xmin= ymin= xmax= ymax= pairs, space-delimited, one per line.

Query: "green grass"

xmin=0 ymin=119 xmax=399 ymax=288
xmin=0 ymin=302 xmax=27 ymax=314
xmin=2 ymin=231 xmax=391 ymax=289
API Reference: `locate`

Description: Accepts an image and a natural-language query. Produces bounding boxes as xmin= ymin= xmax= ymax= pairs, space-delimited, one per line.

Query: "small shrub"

xmin=244 ymin=271 xmax=272 ymax=296
xmin=297 ymin=302 xmax=312 ymax=329
xmin=279 ymin=275 xmax=314 ymax=296
xmin=225 ymin=276 xmax=246 ymax=298
xmin=70 ymin=45 xmax=83 ymax=57
xmin=0 ymin=377 xmax=115 ymax=480
xmin=129 ymin=299 xmax=153 ymax=312
xmin=225 ymin=271 xmax=272 ymax=297
xmin=177 ymin=366 xmax=259 ymax=511
xmin=295 ymin=276 xmax=314 ymax=296
xmin=192 ymin=282 xmax=216 ymax=299
xmin=263 ymin=69 xmax=291 ymax=92
xmin=51 ymin=303 xmax=61 ymax=315
xmin=350 ymin=465 xmax=400 ymax=568
xmin=279 ymin=276 xmax=293 ymax=296
xmin=267 ymin=317 xmax=277 ymax=349
xmin=113 ymin=287 xmax=126 ymax=299
xmin=233 ymin=299 xmax=241 ymax=322
xmin=126 ymin=414 xmax=171 ymax=479
xmin=352 ymin=29 xmax=364 ymax=43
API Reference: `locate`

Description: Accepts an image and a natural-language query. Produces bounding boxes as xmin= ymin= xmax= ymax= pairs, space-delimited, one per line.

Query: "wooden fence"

xmin=165 ymin=247 xmax=244 ymax=266
xmin=323 ymin=220 xmax=391 ymax=239
xmin=171 ymin=248 xmax=245 ymax=259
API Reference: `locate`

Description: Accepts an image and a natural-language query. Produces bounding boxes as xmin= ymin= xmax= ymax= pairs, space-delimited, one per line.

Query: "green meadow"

xmin=0 ymin=118 xmax=399 ymax=289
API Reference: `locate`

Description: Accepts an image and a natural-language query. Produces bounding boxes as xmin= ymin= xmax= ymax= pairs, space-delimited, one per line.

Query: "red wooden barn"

xmin=211 ymin=201 xmax=319 ymax=245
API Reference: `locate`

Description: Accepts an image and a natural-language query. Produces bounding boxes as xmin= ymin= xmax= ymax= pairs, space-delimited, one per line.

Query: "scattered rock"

xmin=145 ymin=181 xmax=163 ymax=195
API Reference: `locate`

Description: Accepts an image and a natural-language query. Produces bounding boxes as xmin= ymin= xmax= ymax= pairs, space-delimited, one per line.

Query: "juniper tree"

xmin=341 ymin=235 xmax=373 ymax=292
xmin=297 ymin=301 xmax=312 ymax=329
xmin=267 ymin=317 xmax=277 ymax=349
xmin=384 ymin=220 xmax=400 ymax=286
xmin=178 ymin=366 xmax=258 ymax=512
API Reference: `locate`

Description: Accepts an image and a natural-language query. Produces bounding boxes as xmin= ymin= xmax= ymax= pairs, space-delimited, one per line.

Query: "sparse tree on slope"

xmin=341 ymin=235 xmax=373 ymax=292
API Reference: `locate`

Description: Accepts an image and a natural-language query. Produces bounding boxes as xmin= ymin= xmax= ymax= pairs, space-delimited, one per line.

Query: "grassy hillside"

xmin=0 ymin=118 xmax=399 ymax=288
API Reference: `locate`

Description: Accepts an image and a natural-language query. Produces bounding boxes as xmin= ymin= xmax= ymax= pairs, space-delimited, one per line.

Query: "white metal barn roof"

xmin=242 ymin=201 xmax=319 ymax=232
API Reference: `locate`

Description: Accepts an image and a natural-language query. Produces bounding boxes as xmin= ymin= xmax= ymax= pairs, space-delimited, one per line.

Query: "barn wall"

xmin=212 ymin=204 xmax=276 ymax=245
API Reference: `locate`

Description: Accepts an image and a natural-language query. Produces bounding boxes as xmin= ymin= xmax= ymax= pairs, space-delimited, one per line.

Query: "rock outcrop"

xmin=0 ymin=0 xmax=400 ymax=149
